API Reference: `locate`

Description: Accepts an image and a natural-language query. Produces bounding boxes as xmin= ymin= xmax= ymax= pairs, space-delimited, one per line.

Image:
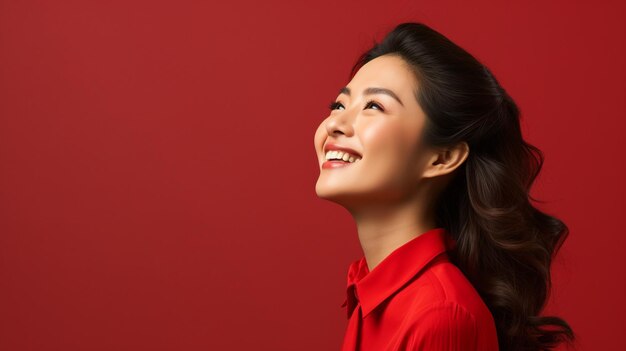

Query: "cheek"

xmin=361 ymin=120 xmax=412 ymax=162
xmin=361 ymin=119 xmax=424 ymax=175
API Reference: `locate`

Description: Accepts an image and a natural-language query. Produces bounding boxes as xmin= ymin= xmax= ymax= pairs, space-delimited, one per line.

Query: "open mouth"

xmin=322 ymin=150 xmax=362 ymax=169
xmin=324 ymin=150 xmax=361 ymax=163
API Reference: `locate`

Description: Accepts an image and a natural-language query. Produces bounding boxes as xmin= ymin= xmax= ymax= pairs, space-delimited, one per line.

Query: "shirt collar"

xmin=340 ymin=227 xmax=456 ymax=319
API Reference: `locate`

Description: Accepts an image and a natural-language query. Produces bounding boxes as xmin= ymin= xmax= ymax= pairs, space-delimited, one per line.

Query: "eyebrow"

xmin=339 ymin=86 xmax=404 ymax=106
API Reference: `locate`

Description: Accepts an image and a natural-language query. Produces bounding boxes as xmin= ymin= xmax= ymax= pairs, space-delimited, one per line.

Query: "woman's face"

xmin=314 ymin=54 xmax=433 ymax=207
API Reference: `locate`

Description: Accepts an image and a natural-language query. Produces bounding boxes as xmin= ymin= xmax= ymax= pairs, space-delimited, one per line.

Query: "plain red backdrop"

xmin=1 ymin=0 xmax=624 ymax=350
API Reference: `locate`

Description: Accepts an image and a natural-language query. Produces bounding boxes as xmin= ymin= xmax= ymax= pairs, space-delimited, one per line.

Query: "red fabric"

xmin=340 ymin=227 xmax=499 ymax=350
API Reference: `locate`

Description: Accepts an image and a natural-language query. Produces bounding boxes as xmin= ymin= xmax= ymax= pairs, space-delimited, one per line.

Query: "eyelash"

xmin=328 ymin=100 xmax=384 ymax=112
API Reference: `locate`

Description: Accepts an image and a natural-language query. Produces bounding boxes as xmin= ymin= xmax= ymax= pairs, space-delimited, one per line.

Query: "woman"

xmin=313 ymin=23 xmax=575 ymax=351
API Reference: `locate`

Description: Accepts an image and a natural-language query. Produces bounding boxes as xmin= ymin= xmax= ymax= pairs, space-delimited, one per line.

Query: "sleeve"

xmin=405 ymin=301 xmax=480 ymax=351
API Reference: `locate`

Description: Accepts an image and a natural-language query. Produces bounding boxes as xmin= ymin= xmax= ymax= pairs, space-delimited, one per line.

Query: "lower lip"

xmin=322 ymin=160 xmax=357 ymax=169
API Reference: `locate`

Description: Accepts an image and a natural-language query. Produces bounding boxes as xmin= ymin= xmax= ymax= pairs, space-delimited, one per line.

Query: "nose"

xmin=325 ymin=108 xmax=355 ymax=137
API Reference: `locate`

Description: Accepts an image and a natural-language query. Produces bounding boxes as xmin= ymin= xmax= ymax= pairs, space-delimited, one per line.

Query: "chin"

xmin=316 ymin=178 xmax=410 ymax=208
xmin=315 ymin=182 xmax=339 ymax=200
xmin=316 ymin=182 xmax=349 ymax=202
xmin=315 ymin=183 xmax=366 ymax=210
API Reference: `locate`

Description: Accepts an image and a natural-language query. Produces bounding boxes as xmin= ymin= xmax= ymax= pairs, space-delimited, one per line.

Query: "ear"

xmin=421 ymin=141 xmax=469 ymax=179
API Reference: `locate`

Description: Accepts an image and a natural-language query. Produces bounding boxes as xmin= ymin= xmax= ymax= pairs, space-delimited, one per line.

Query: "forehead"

xmin=348 ymin=54 xmax=417 ymax=95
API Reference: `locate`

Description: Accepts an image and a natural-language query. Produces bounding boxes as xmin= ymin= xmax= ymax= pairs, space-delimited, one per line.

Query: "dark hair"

xmin=350 ymin=23 xmax=575 ymax=351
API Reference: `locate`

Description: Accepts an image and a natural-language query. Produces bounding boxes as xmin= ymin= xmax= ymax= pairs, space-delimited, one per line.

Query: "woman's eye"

xmin=365 ymin=100 xmax=384 ymax=111
xmin=328 ymin=101 xmax=345 ymax=111
xmin=328 ymin=100 xmax=384 ymax=111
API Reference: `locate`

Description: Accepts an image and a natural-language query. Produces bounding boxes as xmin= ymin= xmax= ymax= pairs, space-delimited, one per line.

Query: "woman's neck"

xmin=350 ymin=197 xmax=436 ymax=272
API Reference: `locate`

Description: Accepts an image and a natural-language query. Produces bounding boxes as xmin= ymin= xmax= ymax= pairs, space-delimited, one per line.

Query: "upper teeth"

xmin=325 ymin=150 xmax=361 ymax=163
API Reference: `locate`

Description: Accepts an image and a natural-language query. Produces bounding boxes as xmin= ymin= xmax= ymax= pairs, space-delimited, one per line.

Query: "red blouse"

xmin=340 ymin=227 xmax=499 ymax=351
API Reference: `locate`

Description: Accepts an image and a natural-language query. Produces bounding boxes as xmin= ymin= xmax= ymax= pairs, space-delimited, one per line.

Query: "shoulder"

xmin=418 ymin=257 xmax=494 ymax=325
xmin=398 ymin=257 xmax=499 ymax=350
xmin=412 ymin=301 xmax=479 ymax=337
xmin=403 ymin=301 xmax=486 ymax=350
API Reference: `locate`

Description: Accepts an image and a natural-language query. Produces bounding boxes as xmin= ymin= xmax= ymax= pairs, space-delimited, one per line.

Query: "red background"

xmin=1 ymin=0 xmax=624 ymax=350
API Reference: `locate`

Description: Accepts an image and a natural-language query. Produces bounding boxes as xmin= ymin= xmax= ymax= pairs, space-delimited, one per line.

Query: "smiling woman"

xmin=315 ymin=54 xmax=440 ymax=211
xmin=313 ymin=23 xmax=575 ymax=351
